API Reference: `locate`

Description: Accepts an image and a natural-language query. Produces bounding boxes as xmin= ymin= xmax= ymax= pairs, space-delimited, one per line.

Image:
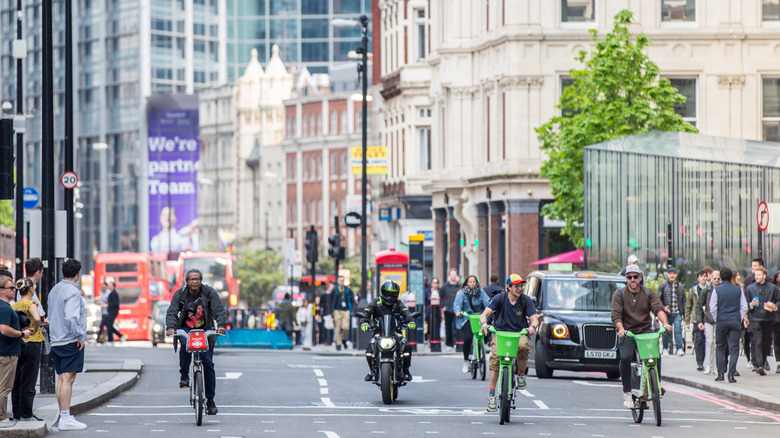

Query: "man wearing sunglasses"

xmin=612 ymin=265 xmax=672 ymax=409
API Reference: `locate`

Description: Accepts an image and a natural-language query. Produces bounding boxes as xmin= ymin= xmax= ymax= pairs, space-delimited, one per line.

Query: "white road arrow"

xmin=216 ymin=372 xmax=243 ymax=380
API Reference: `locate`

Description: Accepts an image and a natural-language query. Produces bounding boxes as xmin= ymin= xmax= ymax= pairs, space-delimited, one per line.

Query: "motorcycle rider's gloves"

xmin=361 ymin=322 xmax=370 ymax=332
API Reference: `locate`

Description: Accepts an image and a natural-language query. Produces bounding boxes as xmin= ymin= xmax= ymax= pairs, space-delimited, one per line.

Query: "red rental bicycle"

xmin=175 ymin=329 xmax=221 ymax=426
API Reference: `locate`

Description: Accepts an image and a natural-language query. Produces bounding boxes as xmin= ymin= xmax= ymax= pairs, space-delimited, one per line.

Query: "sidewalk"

xmin=0 ymin=346 xmax=143 ymax=438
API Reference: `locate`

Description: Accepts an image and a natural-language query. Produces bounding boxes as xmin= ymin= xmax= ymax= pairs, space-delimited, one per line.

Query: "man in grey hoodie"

xmin=48 ymin=259 xmax=87 ymax=430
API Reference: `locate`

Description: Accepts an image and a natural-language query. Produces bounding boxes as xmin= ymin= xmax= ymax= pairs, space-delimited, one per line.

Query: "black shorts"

xmin=51 ymin=342 xmax=85 ymax=374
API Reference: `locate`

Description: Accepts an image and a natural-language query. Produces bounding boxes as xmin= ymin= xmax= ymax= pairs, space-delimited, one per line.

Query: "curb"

xmin=69 ymin=372 xmax=140 ymax=416
xmin=664 ymin=373 xmax=780 ymax=412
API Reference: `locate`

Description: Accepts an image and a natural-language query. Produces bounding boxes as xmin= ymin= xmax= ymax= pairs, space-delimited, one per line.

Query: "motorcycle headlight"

xmin=379 ymin=337 xmax=396 ymax=350
xmin=153 ymin=323 xmax=162 ymax=332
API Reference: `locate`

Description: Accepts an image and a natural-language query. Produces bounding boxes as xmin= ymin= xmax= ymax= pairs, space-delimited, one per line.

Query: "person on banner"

xmin=149 ymin=206 xmax=198 ymax=256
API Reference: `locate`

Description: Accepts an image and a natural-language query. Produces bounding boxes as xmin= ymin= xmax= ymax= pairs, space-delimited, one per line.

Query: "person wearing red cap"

xmin=479 ymin=274 xmax=539 ymax=412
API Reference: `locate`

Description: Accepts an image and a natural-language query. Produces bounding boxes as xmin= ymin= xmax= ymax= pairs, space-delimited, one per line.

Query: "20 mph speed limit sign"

xmin=60 ymin=171 xmax=78 ymax=190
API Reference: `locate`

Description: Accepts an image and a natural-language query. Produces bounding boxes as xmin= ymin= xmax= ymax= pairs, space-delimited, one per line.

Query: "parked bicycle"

xmin=175 ymin=329 xmax=221 ymax=426
xmin=489 ymin=326 xmax=528 ymax=425
xmin=463 ymin=312 xmax=487 ymax=380
xmin=627 ymin=326 xmax=666 ymax=426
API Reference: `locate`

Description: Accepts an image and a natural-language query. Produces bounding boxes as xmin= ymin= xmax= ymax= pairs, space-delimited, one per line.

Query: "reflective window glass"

xmin=668 ymin=78 xmax=696 ymax=124
xmin=302 ymin=19 xmax=329 ymax=39
xmin=302 ymin=42 xmax=328 ymax=62
xmin=302 ymin=0 xmax=327 ymax=14
xmin=237 ymin=20 xmax=266 ymax=40
xmin=661 ymin=0 xmax=695 ymax=22
xmin=270 ymin=19 xmax=298 ymax=39
xmin=561 ymin=0 xmax=594 ymax=22
xmin=334 ymin=0 xmax=361 ymax=14
xmin=764 ymin=0 xmax=780 ymax=21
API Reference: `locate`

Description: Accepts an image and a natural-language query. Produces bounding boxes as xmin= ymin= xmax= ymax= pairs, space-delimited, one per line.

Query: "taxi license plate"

xmin=584 ymin=350 xmax=616 ymax=359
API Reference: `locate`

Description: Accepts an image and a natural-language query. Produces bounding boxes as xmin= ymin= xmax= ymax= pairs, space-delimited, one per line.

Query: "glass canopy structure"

xmin=584 ymin=130 xmax=780 ymax=281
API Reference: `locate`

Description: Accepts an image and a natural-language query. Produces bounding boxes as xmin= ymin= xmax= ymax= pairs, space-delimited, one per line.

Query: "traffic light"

xmin=305 ymin=229 xmax=318 ymax=263
xmin=328 ymin=234 xmax=339 ymax=258
xmin=0 ymin=118 xmax=14 ymax=200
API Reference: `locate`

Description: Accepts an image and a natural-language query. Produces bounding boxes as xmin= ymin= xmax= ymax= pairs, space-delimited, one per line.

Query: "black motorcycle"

xmin=358 ymin=311 xmax=421 ymax=404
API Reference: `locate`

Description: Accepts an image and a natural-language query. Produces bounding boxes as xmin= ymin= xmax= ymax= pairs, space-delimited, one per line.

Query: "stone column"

xmin=476 ymin=202 xmax=489 ymax=284
xmin=447 ymin=206 xmax=460 ymax=274
xmin=489 ymin=201 xmax=504 ymax=281
xmin=433 ymin=208 xmax=447 ymax=279
xmin=506 ymin=199 xmax=540 ymax=277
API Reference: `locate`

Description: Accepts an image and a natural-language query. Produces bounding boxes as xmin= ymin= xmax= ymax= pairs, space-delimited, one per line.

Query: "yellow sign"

xmin=379 ymin=269 xmax=407 ymax=297
xmin=351 ymin=146 xmax=388 ymax=175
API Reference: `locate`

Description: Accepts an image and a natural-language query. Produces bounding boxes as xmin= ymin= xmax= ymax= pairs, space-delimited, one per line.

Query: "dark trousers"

xmin=460 ymin=323 xmax=474 ymax=362
xmin=11 ymin=342 xmax=41 ymax=419
xmin=743 ymin=329 xmax=754 ymax=364
xmin=98 ymin=314 xmax=119 ymax=342
xmin=692 ymin=323 xmax=705 ymax=366
xmin=618 ymin=330 xmax=661 ymax=393
xmin=750 ymin=321 xmax=774 ymax=368
xmin=179 ymin=343 xmax=216 ymax=400
xmin=444 ymin=311 xmax=455 ymax=348
xmin=773 ymin=321 xmax=780 ymax=361
xmin=716 ymin=320 xmax=742 ymax=376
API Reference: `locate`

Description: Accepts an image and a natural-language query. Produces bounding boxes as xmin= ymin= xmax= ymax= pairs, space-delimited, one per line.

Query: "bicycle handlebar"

xmin=174 ymin=329 xmax=222 ymax=342
xmin=487 ymin=326 xmax=529 ymax=336
xmin=626 ymin=326 xmax=666 ymax=338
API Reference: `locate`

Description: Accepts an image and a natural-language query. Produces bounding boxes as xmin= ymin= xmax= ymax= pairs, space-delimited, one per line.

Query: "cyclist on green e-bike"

xmin=612 ymin=265 xmax=672 ymax=410
xmin=480 ymin=274 xmax=540 ymax=412
xmin=454 ymin=275 xmax=490 ymax=375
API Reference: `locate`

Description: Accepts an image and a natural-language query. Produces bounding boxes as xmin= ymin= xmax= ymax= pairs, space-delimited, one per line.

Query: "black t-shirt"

xmin=0 ymin=301 xmax=21 ymax=356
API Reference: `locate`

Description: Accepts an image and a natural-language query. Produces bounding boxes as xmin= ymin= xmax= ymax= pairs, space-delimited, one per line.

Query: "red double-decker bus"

xmin=172 ymin=252 xmax=239 ymax=309
xmin=94 ymin=253 xmax=170 ymax=341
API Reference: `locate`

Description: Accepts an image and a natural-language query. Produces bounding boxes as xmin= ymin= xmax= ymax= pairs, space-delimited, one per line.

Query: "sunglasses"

xmin=626 ymin=275 xmax=641 ymax=280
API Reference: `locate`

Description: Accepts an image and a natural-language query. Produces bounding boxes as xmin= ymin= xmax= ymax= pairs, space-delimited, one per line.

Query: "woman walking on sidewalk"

xmin=12 ymin=278 xmax=44 ymax=421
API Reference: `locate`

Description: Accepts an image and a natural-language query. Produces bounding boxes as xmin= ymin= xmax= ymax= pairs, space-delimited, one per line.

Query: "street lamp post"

xmin=333 ymin=15 xmax=370 ymax=298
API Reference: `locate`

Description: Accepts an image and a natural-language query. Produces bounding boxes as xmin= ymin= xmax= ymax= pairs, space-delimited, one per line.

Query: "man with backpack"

xmin=479 ymin=274 xmax=540 ymax=412
xmin=612 ymin=265 xmax=672 ymax=410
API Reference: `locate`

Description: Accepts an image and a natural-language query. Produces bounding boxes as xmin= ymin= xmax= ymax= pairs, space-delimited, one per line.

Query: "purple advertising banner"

xmin=148 ymin=109 xmax=200 ymax=259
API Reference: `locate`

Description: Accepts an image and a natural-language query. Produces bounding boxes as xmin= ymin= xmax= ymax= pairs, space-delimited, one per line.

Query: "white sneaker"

xmin=58 ymin=416 xmax=87 ymax=430
xmin=462 ymin=363 xmax=469 ymax=373
xmin=623 ymin=392 xmax=634 ymax=409
xmin=487 ymin=395 xmax=497 ymax=412
xmin=445 ymin=346 xmax=454 ymax=352
xmin=677 ymin=349 xmax=685 ymax=357
xmin=120 ymin=335 xmax=127 ymax=343
xmin=662 ymin=349 xmax=669 ymax=357
xmin=704 ymin=366 xmax=712 ymax=375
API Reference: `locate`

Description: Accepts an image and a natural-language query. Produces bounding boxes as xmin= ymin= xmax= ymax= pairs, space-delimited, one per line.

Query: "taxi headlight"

xmin=552 ymin=323 xmax=569 ymax=339
xmin=379 ymin=337 xmax=396 ymax=350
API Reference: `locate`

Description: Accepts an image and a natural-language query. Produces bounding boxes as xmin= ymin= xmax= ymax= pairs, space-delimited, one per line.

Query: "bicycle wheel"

xmin=631 ymin=393 xmax=644 ymax=423
xmin=499 ymin=368 xmax=510 ymax=425
xmin=193 ymin=369 xmax=204 ymax=425
xmin=471 ymin=337 xmax=478 ymax=380
xmin=478 ymin=340 xmax=486 ymax=381
xmin=649 ymin=368 xmax=661 ymax=426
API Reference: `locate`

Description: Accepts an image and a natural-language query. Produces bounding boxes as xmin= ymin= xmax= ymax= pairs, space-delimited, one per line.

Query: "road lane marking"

xmin=216 ymin=372 xmax=243 ymax=380
xmin=319 ymin=432 xmax=340 ymax=438
xmin=314 ymin=369 xmax=324 ymax=377
xmin=668 ymin=384 xmax=780 ymax=423
xmin=534 ymin=400 xmax=550 ymax=410
xmin=321 ymin=397 xmax=336 ymax=407
xmin=410 ymin=376 xmax=437 ymax=383
xmin=520 ymin=390 xmax=534 ymax=397
xmin=321 ymin=388 xmax=329 ymax=394
xmin=572 ymin=381 xmax=621 ymax=388
xmin=318 ymin=379 xmax=328 ymax=386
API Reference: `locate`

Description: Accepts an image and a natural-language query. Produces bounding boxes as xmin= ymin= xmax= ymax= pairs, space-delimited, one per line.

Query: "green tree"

xmin=536 ymin=9 xmax=697 ymax=248
xmin=235 ymin=248 xmax=284 ymax=307
xmin=0 ymin=200 xmax=13 ymax=228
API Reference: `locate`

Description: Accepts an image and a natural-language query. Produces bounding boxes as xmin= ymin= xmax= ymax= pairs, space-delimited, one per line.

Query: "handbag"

xmin=323 ymin=315 xmax=334 ymax=330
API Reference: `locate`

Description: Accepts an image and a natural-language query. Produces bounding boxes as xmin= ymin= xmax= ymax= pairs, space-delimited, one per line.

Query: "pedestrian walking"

xmin=696 ymin=269 xmax=720 ymax=374
xmin=685 ymin=269 xmax=707 ymax=370
xmin=658 ymin=266 xmax=685 ymax=356
xmin=11 ymin=278 xmax=43 ymax=421
xmin=274 ymin=293 xmax=297 ymax=340
xmin=97 ymin=279 xmax=121 ymax=345
xmin=439 ymin=268 xmax=461 ymax=350
xmin=742 ymin=258 xmax=764 ymax=367
xmin=330 ymin=276 xmax=354 ymax=351
xmin=19 ymin=259 xmax=46 ymax=320
xmin=744 ymin=267 xmax=780 ymax=375
xmin=483 ymin=275 xmax=503 ymax=298
xmin=320 ymin=282 xmax=335 ymax=346
xmin=0 ymin=275 xmax=32 ymax=426
xmin=773 ymin=271 xmax=780 ymax=373
xmin=48 ymin=259 xmax=88 ymax=430
xmin=710 ymin=267 xmax=748 ymax=383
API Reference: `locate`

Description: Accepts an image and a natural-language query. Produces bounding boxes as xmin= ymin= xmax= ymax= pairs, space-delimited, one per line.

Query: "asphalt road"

xmin=54 ymin=344 xmax=780 ymax=438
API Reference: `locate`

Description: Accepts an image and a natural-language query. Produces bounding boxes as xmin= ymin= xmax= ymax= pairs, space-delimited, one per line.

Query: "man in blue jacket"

xmin=710 ymin=267 xmax=749 ymax=383
xmin=331 ymin=276 xmax=354 ymax=351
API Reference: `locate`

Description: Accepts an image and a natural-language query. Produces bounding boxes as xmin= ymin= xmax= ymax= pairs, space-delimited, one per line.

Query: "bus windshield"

xmin=183 ymin=257 xmax=228 ymax=293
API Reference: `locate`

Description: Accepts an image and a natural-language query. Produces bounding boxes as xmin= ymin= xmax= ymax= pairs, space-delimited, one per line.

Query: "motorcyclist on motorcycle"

xmin=360 ymin=280 xmax=416 ymax=382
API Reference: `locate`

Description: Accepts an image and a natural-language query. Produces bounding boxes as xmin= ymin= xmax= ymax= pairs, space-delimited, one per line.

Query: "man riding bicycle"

xmin=612 ymin=265 xmax=672 ymax=409
xmin=166 ymin=269 xmax=227 ymax=415
xmin=479 ymin=274 xmax=540 ymax=412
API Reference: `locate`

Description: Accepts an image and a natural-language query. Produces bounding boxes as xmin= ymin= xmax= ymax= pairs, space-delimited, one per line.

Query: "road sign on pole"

xmin=60 ymin=171 xmax=78 ymax=189
xmin=757 ymin=201 xmax=769 ymax=232
xmin=22 ymin=187 xmax=39 ymax=209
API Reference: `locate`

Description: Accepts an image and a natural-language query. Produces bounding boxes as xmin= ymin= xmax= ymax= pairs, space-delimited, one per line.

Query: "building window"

xmin=330 ymin=200 xmax=337 ymax=219
xmin=418 ymin=108 xmax=431 ymax=119
xmin=763 ymin=78 xmax=780 ymax=142
xmin=561 ymin=0 xmax=594 ymax=23
xmin=340 ymin=111 xmax=348 ymax=133
xmin=668 ymin=78 xmax=697 ymax=127
xmin=330 ymin=153 xmax=338 ymax=177
xmin=419 ymin=128 xmax=431 ymax=171
xmin=341 ymin=152 xmax=348 ymax=177
xmin=661 ymin=0 xmax=695 ymax=23
xmin=330 ymin=111 xmax=338 ymax=134
xmin=415 ymin=9 xmax=426 ymax=60
xmin=560 ymin=78 xmax=577 ymax=118
xmin=765 ymin=0 xmax=780 ymax=21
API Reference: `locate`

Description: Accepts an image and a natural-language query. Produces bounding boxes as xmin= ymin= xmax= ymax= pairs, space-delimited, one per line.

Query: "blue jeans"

xmin=662 ymin=313 xmax=683 ymax=351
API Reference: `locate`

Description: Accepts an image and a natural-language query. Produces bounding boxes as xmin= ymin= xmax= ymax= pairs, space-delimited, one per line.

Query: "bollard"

xmin=429 ymin=290 xmax=441 ymax=352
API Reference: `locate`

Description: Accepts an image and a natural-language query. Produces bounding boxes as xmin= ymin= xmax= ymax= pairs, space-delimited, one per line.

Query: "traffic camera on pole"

xmin=305 ymin=229 xmax=318 ymax=263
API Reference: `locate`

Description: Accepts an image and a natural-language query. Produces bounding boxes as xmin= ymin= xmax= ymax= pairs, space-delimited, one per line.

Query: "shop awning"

xmin=532 ymin=249 xmax=584 ymax=265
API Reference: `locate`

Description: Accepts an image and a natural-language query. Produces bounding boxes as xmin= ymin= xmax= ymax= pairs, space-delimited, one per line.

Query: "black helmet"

xmin=380 ymin=280 xmax=400 ymax=305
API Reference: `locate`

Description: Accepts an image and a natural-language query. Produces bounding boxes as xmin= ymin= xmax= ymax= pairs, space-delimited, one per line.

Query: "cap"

xmin=667 ymin=266 xmax=678 ymax=273
xmin=627 ymin=255 xmax=639 ymax=264
xmin=505 ymin=274 xmax=527 ymax=287
xmin=624 ymin=265 xmax=643 ymax=276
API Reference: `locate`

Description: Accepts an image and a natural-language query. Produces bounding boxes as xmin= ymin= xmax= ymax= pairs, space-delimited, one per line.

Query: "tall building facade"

xmin=226 ymin=0 xmax=374 ymax=80
xmin=0 ymin=0 xmax=227 ymax=269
